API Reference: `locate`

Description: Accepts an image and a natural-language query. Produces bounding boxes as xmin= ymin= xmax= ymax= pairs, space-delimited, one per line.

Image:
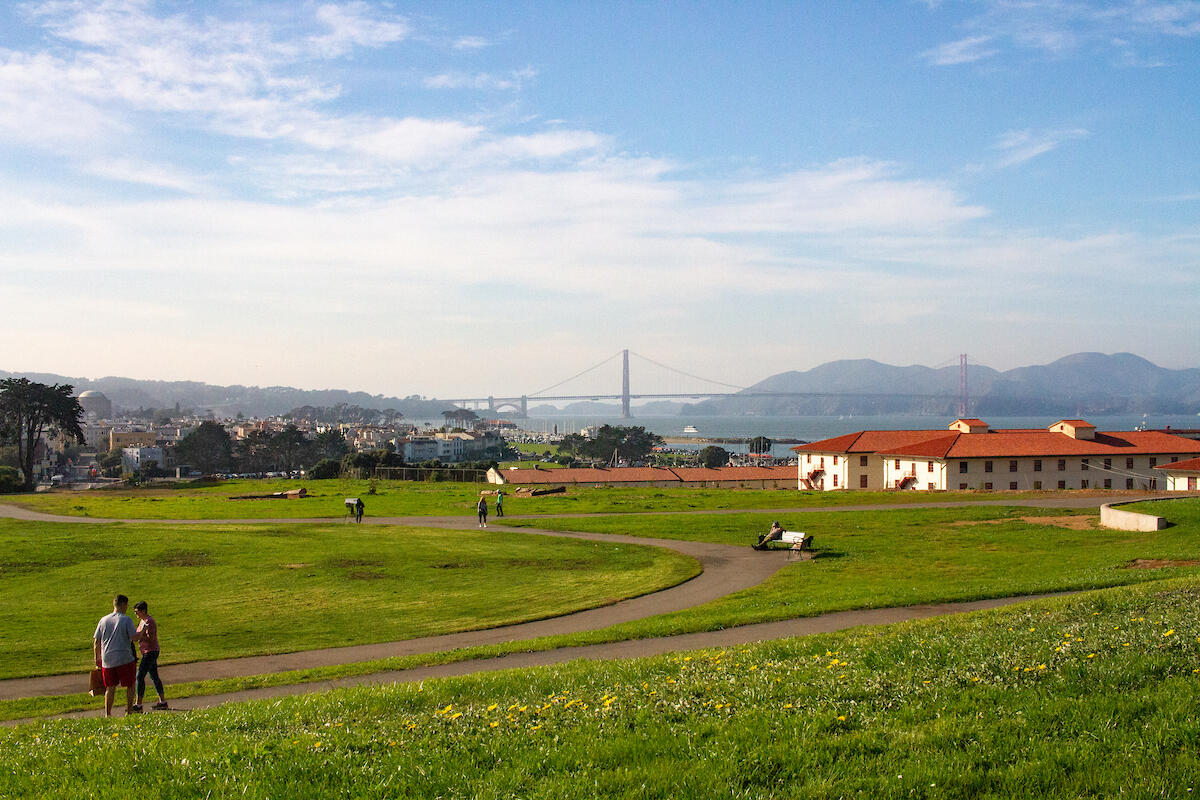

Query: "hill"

xmin=687 ymin=352 xmax=1200 ymax=416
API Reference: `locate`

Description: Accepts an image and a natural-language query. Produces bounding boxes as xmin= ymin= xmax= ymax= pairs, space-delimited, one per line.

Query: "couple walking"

xmin=476 ymin=490 xmax=503 ymax=527
xmin=92 ymin=594 xmax=168 ymax=716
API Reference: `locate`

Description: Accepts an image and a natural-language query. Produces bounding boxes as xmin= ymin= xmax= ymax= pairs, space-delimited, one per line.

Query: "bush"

xmin=308 ymin=459 xmax=341 ymax=479
xmin=0 ymin=466 xmax=21 ymax=493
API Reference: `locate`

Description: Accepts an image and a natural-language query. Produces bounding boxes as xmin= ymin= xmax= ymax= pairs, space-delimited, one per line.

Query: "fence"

xmin=368 ymin=466 xmax=489 ymax=483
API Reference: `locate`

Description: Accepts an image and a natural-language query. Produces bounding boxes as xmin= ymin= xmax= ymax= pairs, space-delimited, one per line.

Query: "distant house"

xmin=485 ymin=465 xmax=795 ymax=489
xmin=1155 ymin=457 xmax=1200 ymax=492
xmin=793 ymin=418 xmax=1200 ymax=492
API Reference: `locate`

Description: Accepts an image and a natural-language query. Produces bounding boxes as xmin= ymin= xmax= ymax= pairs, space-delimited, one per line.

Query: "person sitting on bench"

xmin=754 ymin=521 xmax=786 ymax=550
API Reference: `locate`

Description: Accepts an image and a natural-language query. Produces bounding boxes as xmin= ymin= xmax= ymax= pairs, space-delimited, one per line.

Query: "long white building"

xmin=793 ymin=419 xmax=1200 ymax=492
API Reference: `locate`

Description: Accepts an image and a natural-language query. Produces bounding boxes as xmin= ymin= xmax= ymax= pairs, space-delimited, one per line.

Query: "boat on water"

xmin=682 ymin=425 xmax=700 ymax=434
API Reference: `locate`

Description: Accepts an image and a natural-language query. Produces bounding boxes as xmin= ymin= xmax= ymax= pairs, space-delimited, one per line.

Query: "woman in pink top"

xmin=132 ymin=600 xmax=168 ymax=711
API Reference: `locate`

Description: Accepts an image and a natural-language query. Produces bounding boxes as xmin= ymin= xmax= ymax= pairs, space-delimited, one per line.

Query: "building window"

xmin=1057 ymin=459 xmax=1066 ymax=471
xmin=959 ymin=483 xmax=968 ymax=490
xmin=1125 ymin=478 xmax=1133 ymax=490
xmin=1104 ymin=458 xmax=1111 ymax=470
xmin=1150 ymin=457 xmax=1157 ymax=467
xmin=833 ymin=455 xmax=838 ymax=465
xmin=860 ymin=475 xmax=868 ymax=488
xmin=820 ymin=457 xmax=824 ymax=468
xmin=927 ymin=461 xmax=934 ymax=472
xmin=984 ymin=482 xmax=993 ymax=490
xmin=1058 ymin=480 xmax=1066 ymax=490
xmin=860 ymin=455 xmax=868 ymax=467
xmin=807 ymin=454 xmax=811 ymax=464
xmin=1150 ymin=479 xmax=1157 ymax=489
xmin=1126 ymin=458 xmax=1134 ymax=469
xmin=1172 ymin=456 xmax=1179 ymax=463
xmin=1033 ymin=460 xmax=1042 ymax=472
xmin=984 ymin=461 xmax=993 ymax=473
xmin=1081 ymin=479 xmax=1089 ymax=489
xmin=895 ymin=459 xmax=901 ymax=470
xmin=1009 ymin=460 xmax=1018 ymax=472
xmin=1104 ymin=479 xmax=1112 ymax=489
xmin=959 ymin=461 xmax=969 ymax=474
xmin=1033 ymin=480 xmax=1042 ymax=490
xmin=1081 ymin=459 xmax=1089 ymax=471
xmin=927 ymin=482 xmax=936 ymax=490
xmin=1009 ymin=481 xmax=1017 ymax=490
xmin=833 ymin=474 xmax=838 ymax=488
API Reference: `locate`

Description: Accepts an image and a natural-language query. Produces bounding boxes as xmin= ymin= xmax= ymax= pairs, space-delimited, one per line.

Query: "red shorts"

xmin=101 ymin=661 xmax=136 ymax=688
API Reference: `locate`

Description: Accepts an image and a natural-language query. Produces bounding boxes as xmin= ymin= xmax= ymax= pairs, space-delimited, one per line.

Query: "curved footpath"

xmin=0 ymin=494 xmax=1167 ymax=722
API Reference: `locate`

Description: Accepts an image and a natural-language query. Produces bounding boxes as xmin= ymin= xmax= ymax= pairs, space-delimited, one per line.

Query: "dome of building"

xmin=77 ymin=390 xmax=113 ymax=419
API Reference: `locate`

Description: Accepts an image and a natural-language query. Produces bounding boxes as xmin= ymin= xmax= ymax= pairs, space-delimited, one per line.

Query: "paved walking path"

xmin=9 ymin=591 xmax=1069 ymax=724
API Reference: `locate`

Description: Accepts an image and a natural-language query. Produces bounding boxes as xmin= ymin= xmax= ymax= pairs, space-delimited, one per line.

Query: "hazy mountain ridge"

xmin=0 ymin=370 xmax=451 ymax=419
xmin=689 ymin=353 xmax=1200 ymax=416
xmin=5 ymin=352 xmax=1198 ymax=419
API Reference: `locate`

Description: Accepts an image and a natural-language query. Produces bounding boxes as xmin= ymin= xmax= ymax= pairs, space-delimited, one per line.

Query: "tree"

xmin=442 ymin=408 xmax=479 ymax=429
xmin=313 ymin=428 xmax=350 ymax=461
xmin=748 ymin=436 xmax=774 ymax=455
xmin=176 ymin=421 xmax=233 ymax=474
xmin=270 ymin=424 xmax=312 ymax=472
xmin=698 ymin=445 xmax=730 ymax=468
xmin=0 ymin=379 xmax=85 ymax=491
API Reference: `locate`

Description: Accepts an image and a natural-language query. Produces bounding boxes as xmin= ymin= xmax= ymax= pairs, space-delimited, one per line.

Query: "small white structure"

xmin=1156 ymin=457 xmax=1200 ymax=492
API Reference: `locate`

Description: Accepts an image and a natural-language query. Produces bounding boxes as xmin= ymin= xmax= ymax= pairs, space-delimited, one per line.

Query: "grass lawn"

xmin=5 ymin=577 xmax=1200 ymax=798
xmin=0 ymin=519 xmax=699 ymax=681
xmin=0 ymin=479 xmax=1104 ymax=519
xmin=498 ymin=505 xmax=1200 ymax=637
xmin=8 ymin=504 xmax=1198 ymax=722
xmin=1123 ymin=495 xmax=1200 ymax=526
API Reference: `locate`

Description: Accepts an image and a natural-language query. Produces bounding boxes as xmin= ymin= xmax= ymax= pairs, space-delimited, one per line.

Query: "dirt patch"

xmin=1124 ymin=559 xmax=1200 ymax=570
xmin=952 ymin=515 xmax=1097 ymax=531
xmin=282 ymin=563 xmax=308 ymax=569
xmin=152 ymin=550 xmax=214 ymax=567
xmin=330 ymin=558 xmax=383 ymax=569
xmin=347 ymin=569 xmax=386 ymax=580
xmin=430 ymin=562 xmax=470 ymax=570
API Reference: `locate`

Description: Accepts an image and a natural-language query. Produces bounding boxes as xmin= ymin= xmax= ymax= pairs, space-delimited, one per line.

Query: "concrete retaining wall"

xmin=1100 ymin=501 xmax=1168 ymax=532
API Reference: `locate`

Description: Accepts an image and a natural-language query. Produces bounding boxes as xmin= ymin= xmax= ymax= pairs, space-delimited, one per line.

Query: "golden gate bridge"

xmin=445 ymin=350 xmax=971 ymax=418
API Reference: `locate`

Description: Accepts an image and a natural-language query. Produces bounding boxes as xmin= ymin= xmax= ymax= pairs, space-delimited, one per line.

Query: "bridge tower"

xmin=958 ymin=354 xmax=968 ymax=417
xmin=621 ymin=349 xmax=631 ymax=418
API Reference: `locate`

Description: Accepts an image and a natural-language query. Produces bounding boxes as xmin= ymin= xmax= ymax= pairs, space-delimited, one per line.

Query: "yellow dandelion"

xmin=449 ymin=712 xmax=463 ymax=720
xmin=1087 ymin=653 xmax=1096 ymax=659
xmin=1164 ymin=630 xmax=1175 ymax=637
xmin=490 ymin=721 xmax=499 ymax=728
xmin=1037 ymin=664 xmax=1047 ymax=670
xmin=836 ymin=715 xmax=847 ymax=721
xmin=487 ymin=704 xmax=498 ymax=712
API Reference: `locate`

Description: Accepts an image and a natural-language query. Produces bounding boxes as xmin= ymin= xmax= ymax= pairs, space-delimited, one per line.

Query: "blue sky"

xmin=0 ymin=0 xmax=1197 ymax=398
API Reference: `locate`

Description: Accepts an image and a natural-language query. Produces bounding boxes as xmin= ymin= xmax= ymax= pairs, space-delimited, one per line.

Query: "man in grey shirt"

xmin=93 ymin=594 xmax=139 ymax=716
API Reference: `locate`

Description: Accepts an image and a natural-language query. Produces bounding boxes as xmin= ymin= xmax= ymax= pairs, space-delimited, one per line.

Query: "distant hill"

xmin=0 ymin=370 xmax=452 ymax=419
xmin=685 ymin=353 xmax=1200 ymax=416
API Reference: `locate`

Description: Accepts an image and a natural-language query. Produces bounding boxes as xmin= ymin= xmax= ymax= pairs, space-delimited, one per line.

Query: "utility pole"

xmin=621 ymin=349 xmax=631 ymax=418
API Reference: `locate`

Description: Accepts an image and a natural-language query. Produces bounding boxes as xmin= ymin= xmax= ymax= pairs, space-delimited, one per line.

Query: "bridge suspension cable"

xmin=529 ymin=350 xmax=624 ymax=397
xmin=629 ymin=351 xmax=748 ymax=392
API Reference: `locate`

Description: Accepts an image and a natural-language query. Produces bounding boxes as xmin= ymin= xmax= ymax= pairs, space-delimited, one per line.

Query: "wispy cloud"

xmin=924 ymin=1 xmax=1200 ymax=66
xmin=452 ymin=35 xmax=490 ymax=50
xmin=423 ymin=67 xmax=536 ymax=91
xmin=921 ymin=35 xmax=998 ymax=65
xmin=993 ymin=127 xmax=1089 ymax=167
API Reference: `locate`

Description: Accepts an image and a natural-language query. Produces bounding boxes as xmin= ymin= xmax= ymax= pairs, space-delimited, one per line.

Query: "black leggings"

xmin=137 ymin=650 xmax=164 ymax=699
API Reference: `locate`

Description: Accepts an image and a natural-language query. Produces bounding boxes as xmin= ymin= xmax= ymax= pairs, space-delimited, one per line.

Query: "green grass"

xmin=2 ymin=479 xmax=1090 ymax=519
xmin=497 ymin=506 xmax=1200 ymax=636
xmin=1123 ymin=496 xmax=1200 ymax=526
xmin=6 ymin=578 xmax=1200 ymax=797
xmin=8 ymin=504 xmax=1197 ymax=722
xmin=0 ymin=519 xmax=698 ymax=681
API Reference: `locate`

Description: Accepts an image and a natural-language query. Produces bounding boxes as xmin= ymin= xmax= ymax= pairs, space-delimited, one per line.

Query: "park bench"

xmin=765 ymin=531 xmax=817 ymax=560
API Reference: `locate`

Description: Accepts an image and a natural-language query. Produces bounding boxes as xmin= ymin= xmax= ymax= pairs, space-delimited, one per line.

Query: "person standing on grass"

xmin=132 ymin=600 xmax=168 ymax=712
xmin=477 ymin=494 xmax=488 ymax=528
xmin=355 ymin=497 xmax=364 ymax=523
xmin=495 ymin=490 xmax=504 ymax=518
xmin=93 ymin=594 xmax=139 ymax=716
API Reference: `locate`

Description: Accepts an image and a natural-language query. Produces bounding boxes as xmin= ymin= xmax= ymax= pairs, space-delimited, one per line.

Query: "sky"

xmin=1 ymin=0 xmax=1198 ymax=399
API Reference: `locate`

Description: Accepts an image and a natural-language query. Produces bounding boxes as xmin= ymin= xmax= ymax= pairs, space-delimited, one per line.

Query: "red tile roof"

xmin=495 ymin=465 xmax=796 ymax=485
xmin=795 ymin=427 xmax=1200 ymax=460
xmin=1156 ymin=456 xmax=1200 ymax=472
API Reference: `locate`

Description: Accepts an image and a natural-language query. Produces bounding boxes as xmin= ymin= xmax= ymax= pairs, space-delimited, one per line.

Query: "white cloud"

xmin=424 ymin=67 xmax=535 ymax=91
xmin=452 ymin=35 xmax=491 ymax=50
xmin=993 ymin=127 xmax=1089 ymax=167
xmin=924 ymin=1 xmax=1200 ymax=65
xmin=921 ymin=35 xmax=998 ymax=65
